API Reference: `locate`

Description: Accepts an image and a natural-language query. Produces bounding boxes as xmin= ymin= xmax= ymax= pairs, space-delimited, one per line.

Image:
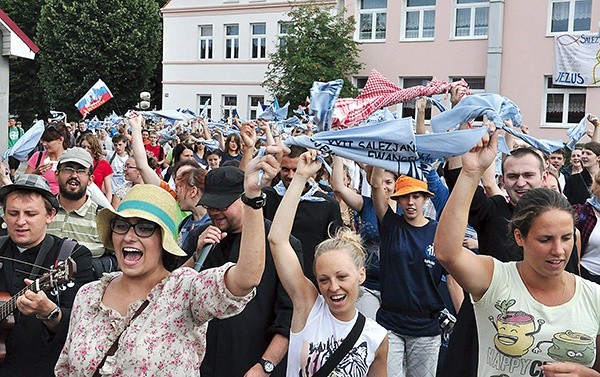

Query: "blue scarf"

xmin=273 ymin=180 xmax=326 ymax=202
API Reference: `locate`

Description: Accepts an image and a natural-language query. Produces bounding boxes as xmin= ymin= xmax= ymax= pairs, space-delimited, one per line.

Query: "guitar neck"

xmin=0 ymin=283 xmax=38 ymax=322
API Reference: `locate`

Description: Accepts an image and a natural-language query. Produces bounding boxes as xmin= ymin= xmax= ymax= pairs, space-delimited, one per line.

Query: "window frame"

xmin=402 ymin=0 xmax=436 ymax=41
xmin=250 ymin=23 xmax=267 ymax=59
xmin=222 ymin=95 xmax=238 ymax=120
xmin=197 ymin=95 xmax=212 ymax=120
xmin=399 ymin=77 xmax=433 ymax=121
xmin=357 ymin=0 xmax=387 ymax=42
xmin=278 ymin=21 xmax=293 ymax=47
xmin=547 ymin=0 xmax=592 ymax=34
xmin=198 ymin=25 xmax=213 ymax=60
xmin=542 ymin=76 xmax=587 ymax=128
xmin=224 ymin=24 xmax=239 ymax=59
xmin=248 ymin=95 xmax=264 ymax=120
xmin=452 ymin=0 xmax=489 ymax=39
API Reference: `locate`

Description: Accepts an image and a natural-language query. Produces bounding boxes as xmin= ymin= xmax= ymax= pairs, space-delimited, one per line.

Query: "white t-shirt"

xmin=108 ymin=151 xmax=129 ymax=191
xmin=474 ymin=260 xmax=600 ymax=377
xmin=287 ymin=295 xmax=387 ymax=377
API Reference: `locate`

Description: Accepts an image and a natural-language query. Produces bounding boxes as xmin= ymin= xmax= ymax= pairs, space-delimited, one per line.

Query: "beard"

xmin=59 ymin=181 xmax=87 ymax=201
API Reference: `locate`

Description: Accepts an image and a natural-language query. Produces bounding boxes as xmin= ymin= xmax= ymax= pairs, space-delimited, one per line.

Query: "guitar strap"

xmin=29 ymin=237 xmax=78 ymax=279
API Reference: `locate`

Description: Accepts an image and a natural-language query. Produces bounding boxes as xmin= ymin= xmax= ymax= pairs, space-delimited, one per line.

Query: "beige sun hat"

xmin=96 ymin=184 xmax=187 ymax=256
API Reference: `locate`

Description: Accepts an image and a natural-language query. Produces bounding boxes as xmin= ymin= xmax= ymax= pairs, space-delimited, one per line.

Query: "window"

xmin=225 ymin=24 xmax=239 ymax=59
xmin=198 ymin=95 xmax=212 ymax=119
xmin=404 ymin=0 xmax=436 ymax=40
xmin=451 ymin=76 xmax=486 ymax=92
xmin=251 ymin=23 xmax=267 ymax=59
xmin=278 ymin=21 xmax=293 ymax=46
xmin=550 ymin=0 xmax=591 ymax=33
xmin=358 ymin=0 xmax=387 ymax=41
xmin=199 ymin=25 xmax=213 ymax=59
xmin=454 ymin=0 xmax=488 ymax=37
xmin=544 ymin=77 xmax=586 ymax=126
xmin=354 ymin=77 xmax=369 ymax=92
xmin=400 ymin=77 xmax=433 ymax=119
xmin=222 ymin=95 xmax=237 ymax=119
xmin=249 ymin=96 xmax=264 ymax=119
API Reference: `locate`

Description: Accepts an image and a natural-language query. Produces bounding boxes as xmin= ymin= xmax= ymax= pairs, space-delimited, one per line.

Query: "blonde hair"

xmin=313 ymin=228 xmax=366 ymax=273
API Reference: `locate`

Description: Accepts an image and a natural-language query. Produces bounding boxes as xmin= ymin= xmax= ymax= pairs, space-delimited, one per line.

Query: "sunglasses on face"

xmin=110 ymin=218 xmax=158 ymax=238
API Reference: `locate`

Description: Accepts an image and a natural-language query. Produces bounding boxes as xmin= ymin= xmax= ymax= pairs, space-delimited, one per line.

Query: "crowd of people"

xmin=2 ymin=88 xmax=600 ymax=377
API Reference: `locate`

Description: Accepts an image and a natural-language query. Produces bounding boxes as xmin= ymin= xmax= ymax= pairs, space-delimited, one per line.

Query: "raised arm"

xmin=239 ymin=123 xmax=257 ymax=172
xmin=224 ymin=145 xmax=285 ymax=296
xmin=268 ymin=151 xmax=321 ymax=322
xmin=127 ymin=112 xmax=161 ymax=186
xmin=415 ymin=96 xmax=427 ymax=135
xmin=369 ymin=167 xmax=390 ymax=221
xmin=434 ymin=127 xmax=497 ymax=302
xmin=331 ymin=156 xmax=364 ymax=211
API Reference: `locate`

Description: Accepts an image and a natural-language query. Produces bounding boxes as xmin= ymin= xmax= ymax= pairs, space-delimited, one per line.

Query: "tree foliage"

xmin=263 ymin=1 xmax=362 ymax=110
xmin=35 ymin=0 xmax=162 ymax=120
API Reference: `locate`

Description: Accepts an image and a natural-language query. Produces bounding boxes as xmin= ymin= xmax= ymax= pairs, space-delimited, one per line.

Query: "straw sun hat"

xmin=97 ymin=184 xmax=187 ymax=256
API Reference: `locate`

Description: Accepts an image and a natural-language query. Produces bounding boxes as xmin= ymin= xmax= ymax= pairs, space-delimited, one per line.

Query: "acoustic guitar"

xmin=0 ymin=258 xmax=77 ymax=363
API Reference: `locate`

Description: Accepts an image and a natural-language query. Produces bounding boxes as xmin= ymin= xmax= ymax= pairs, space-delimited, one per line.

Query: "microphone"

xmin=193 ymin=243 xmax=217 ymax=271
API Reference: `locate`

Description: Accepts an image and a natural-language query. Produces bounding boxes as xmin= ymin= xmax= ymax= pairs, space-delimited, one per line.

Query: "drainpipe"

xmin=487 ymin=0 xmax=505 ymax=94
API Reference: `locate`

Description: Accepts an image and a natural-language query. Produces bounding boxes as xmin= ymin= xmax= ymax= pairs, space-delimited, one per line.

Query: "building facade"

xmin=162 ymin=0 xmax=600 ymax=140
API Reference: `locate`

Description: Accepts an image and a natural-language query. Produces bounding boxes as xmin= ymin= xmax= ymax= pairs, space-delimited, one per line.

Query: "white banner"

xmin=554 ymin=33 xmax=600 ymax=87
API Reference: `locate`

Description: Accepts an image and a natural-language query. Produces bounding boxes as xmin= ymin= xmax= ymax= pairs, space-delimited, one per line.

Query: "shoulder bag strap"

xmin=312 ymin=312 xmax=366 ymax=377
xmin=34 ymin=151 xmax=44 ymax=169
xmin=108 ymin=151 xmax=118 ymax=166
xmin=92 ymin=299 xmax=150 ymax=377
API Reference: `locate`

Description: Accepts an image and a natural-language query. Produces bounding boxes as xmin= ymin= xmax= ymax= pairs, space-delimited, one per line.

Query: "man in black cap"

xmin=0 ymin=174 xmax=94 ymax=376
xmin=183 ymin=165 xmax=302 ymax=377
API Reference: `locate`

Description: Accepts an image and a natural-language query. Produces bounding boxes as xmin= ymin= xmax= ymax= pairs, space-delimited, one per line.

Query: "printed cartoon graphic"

xmin=300 ymin=338 xmax=368 ymax=377
xmin=532 ymin=330 xmax=595 ymax=364
xmin=488 ymin=299 xmax=545 ymax=357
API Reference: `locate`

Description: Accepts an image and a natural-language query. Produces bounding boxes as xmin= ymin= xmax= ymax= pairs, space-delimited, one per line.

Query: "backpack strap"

xmin=34 ymin=151 xmax=44 ymax=169
xmin=108 ymin=151 xmax=118 ymax=166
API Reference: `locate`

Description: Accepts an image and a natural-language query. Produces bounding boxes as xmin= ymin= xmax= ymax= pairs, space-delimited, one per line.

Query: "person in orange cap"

xmin=369 ymin=168 xmax=461 ymax=377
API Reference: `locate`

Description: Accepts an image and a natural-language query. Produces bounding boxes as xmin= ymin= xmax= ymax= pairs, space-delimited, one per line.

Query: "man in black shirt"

xmin=0 ymin=174 xmax=93 ymax=376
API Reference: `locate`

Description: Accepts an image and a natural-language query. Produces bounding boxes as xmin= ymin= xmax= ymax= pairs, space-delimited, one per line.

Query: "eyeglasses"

xmin=124 ymin=164 xmax=139 ymax=170
xmin=110 ymin=218 xmax=158 ymax=238
xmin=59 ymin=167 xmax=89 ymax=176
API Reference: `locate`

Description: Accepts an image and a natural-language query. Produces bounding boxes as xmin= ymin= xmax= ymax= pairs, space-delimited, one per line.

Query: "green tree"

xmin=263 ymin=1 xmax=362 ymax=110
xmin=37 ymin=0 xmax=162 ymax=120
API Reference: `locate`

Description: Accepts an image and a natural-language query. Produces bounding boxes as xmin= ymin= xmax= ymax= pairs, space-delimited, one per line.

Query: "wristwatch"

xmin=258 ymin=358 xmax=275 ymax=373
xmin=241 ymin=192 xmax=267 ymax=209
xmin=36 ymin=305 xmax=60 ymax=321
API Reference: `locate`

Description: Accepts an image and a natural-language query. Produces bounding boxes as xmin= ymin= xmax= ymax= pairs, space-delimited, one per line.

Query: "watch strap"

xmin=36 ymin=305 xmax=60 ymax=321
xmin=241 ymin=192 xmax=266 ymax=209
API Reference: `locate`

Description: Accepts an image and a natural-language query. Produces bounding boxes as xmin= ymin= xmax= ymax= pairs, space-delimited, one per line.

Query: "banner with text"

xmin=554 ymin=33 xmax=600 ymax=87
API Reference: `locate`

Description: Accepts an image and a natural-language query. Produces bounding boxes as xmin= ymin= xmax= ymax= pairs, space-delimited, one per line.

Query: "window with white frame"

xmin=358 ymin=0 xmax=387 ymax=41
xmin=222 ymin=95 xmax=237 ymax=119
xmin=400 ymin=77 xmax=433 ymax=119
xmin=249 ymin=96 xmax=264 ymax=119
xmin=197 ymin=95 xmax=212 ymax=119
xmin=251 ymin=23 xmax=267 ymax=59
xmin=544 ymin=77 xmax=586 ymax=126
xmin=278 ymin=21 xmax=293 ymax=46
xmin=550 ymin=0 xmax=591 ymax=33
xmin=225 ymin=24 xmax=239 ymax=59
xmin=454 ymin=0 xmax=488 ymax=37
xmin=404 ymin=0 xmax=436 ymax=40
xmin=199 ymin=25 xmax=213 ymax=60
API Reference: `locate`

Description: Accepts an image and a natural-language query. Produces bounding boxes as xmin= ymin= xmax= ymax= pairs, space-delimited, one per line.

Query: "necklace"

xmin=517 ymin=263 xmax=570 ymax=306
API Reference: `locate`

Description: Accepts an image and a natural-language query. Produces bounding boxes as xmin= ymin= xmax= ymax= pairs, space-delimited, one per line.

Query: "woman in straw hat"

xmin=434 ymin=127 xmax=600 ymax=376
xmin=55 ymin=145 xmax=285 ymax=376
